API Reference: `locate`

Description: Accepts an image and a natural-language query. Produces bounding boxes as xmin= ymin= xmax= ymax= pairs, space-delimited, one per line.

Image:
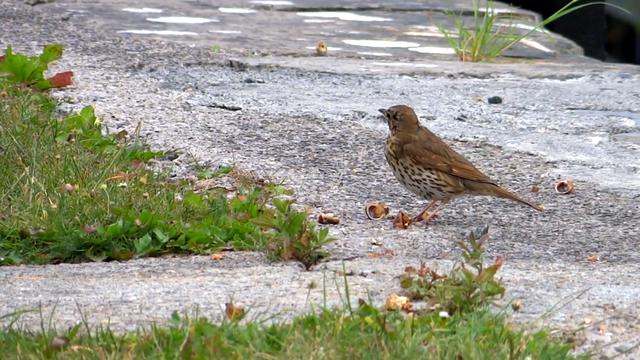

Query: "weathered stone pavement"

xmin=1 ymin=0 xmax=639 ymax=357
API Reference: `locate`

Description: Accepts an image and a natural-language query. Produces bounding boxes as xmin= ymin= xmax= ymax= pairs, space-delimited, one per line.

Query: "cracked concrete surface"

xmin=1 ymin=0 xmax=639 ymax=357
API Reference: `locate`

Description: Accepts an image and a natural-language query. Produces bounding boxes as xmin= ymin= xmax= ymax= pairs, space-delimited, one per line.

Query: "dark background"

xmin=509 ymin=0 xmax=640 ymax=64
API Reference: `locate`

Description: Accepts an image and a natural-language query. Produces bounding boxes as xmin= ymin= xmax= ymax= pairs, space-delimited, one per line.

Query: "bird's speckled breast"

xmin=384 ymin=136 xmax=457 ymax=200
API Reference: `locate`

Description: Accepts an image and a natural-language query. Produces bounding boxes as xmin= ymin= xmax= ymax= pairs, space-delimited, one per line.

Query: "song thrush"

xmin=379 ymin=105 xmax=542 ymax=223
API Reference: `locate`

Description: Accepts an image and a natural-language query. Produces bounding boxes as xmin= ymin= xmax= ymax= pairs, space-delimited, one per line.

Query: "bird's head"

xmin=378 ymin=105 xmax=420 ymax=135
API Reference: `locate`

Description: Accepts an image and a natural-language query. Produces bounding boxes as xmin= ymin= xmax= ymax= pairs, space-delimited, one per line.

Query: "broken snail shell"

xmin=318 ymin=213 xmax=340 ymax=225
xmin=393 ymin=211 xmax=412 ymax=229
xmin=384 ymin=294 xmax=410 ymax=311
xmin=315 ymin=40 xmax=328 ymax=56
xmin=365 ymin=201 xmax=389 ymax=220
xmin=555 ymin=179 xmax=575 ymax=194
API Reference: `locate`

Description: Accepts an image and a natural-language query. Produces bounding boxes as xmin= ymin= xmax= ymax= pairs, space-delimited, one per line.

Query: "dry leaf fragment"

xmin=384 ymin=294 xmax=410 ymax=311
xmin=555 ymin=179 xmax=575 ymax=194
xmin=316 ymin=40 xmax=328 ymax=56
xmin=225 ymin=302 xmax=246 ymax=321
xmin=130 ymin=159 xmax=145 ymax=169
xmin=365 ymin=201 xmax=390 ymax=220
xmin=401 ymin=302 xmax=414 ymax=313
xmin=417 ymin=263 xmax=429 ymax=277
xmin=367 ymin=249 xmax=395 ymax=259
xmin=393 ymin=211 xmax=412 ymax=229
xmin=47 ymin=71 xmax=73 ymax=88
xmin=211 ymin=253 xmax=224 ymax=261
xmin=60 ymin=183 xmax=77 ymax=193
xmin=531 ymin=185 xmax=540 ymax=193
xmin=235 ymin=212 xmax=251 ymax=221
xmin=83 ymin=224 xmax=97 ymax=235
xmin=404 ymin=266 xmax=417 ymax=274
xmin=318 ymin=213 xmax=340 ymax=224
xmin=598 ymin=323 xmax=608 ymax=334
xmin=115 ymin=129 xmax=128 ymax=142
xmin=50 ymin=335 xmax=69 ymax=350
xmin=47 ymin=71 xmax=73 ymax=89
xmin=108 ymin=172 xmax=132 ymax=181
xmin=194 ymin=177 xmax=237 ymax=193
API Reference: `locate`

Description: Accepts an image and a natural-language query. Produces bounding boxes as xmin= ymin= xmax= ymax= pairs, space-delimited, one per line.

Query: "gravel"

xmin=1 ymin=1 xmax=639 ymax=357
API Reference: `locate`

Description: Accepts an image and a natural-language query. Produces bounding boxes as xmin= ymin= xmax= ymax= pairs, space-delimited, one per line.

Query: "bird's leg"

xmin=417 ymin=199 xmax=450 ymax=225
xmin=412 ymin=200 xmax=438 ymax=223
xmin=420 ymin=205 xmax=441 ymax=223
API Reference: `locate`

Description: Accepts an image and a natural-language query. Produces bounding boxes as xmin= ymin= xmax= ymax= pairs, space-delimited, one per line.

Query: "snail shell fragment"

xmin=384 ymin=294 xmax=411 ymax=311
xmin=555 ymin=179 xmax=575 ymax=194
xmin=365 ymin=201 xmax=389 ymax=220
xmin=392 ymin=211 xmax=412 ymax=229
xmin=318 ymin=213 xmax=340 ymax=225
xmin=316 ymin=40 xmax=328 ymax=56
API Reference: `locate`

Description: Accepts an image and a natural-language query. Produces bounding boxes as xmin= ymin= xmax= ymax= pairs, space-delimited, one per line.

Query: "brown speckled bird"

xmin=380 ymin=105 xmax=542 ymax=223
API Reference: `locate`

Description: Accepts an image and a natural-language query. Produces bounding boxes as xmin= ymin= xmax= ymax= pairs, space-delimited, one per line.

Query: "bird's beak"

xmin=378 ymin=108 xmax=388 ymax=117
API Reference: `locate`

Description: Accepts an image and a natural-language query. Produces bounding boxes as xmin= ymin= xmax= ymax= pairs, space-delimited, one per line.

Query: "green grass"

xmin=0 ymin=229 xmax=587 ymax=359
xmin=0 ymin=45 xmax=588 ymax=360
xmin=438 ymin=0 xmax=630 ymax=62
xmin=0 ymin=45 xmax=332 ymax=267
xmin=0 ymin=308 xmax=584 ymax=360
xmin=399 ymin=226 xmax=506 ymax=315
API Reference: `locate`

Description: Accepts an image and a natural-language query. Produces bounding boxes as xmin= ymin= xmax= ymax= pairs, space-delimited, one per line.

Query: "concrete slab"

xmin=1 ymin=0 xmax=639 ymax=357
xmin=45 ymin=0 xmax=580 ymax=59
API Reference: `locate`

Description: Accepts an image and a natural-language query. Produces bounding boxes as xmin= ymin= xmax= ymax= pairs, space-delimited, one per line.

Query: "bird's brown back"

xmin=392 ymin=122 xmax=496 ymax=186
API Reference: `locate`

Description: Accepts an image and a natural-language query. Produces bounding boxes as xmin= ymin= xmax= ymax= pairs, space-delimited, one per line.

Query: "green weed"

xmin=0 ymin=44 xmax=72 ymax=90
xmin=0 ymin=45 xmax=332 ymax=267
xmin=438 ymin=0 xmax=629 ymax=62
xmin=400 ymin=225 xmax=505 ymax=315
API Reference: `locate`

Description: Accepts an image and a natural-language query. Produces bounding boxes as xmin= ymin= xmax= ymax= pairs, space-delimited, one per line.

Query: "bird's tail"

xmin=490 ymin=185 xmax=543 ymax=211
xmin=463 ymin=180 xmax=543 ymax=211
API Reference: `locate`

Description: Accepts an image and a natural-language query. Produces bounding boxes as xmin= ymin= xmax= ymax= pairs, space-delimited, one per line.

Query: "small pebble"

xmin=614 ymin=344 xmax=632 ymax=353
xmin=25 ymin=0 xmax=51 ymax=5
xmin=163 ymin=150 xmax=180 ymax=161
xmin=243 ymin=78 xmax=265 ymax=84
xmin=455 ymin=114 xmax=468 ymax=122
xmin=487 ymin=96 xmax=503 ymax=104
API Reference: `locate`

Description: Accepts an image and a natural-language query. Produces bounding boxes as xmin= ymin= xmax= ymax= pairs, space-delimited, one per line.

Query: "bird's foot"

xmin=412 ymin=211 xmax=439 ymax=224
xmin=412 ymin=200 xmax=439 ymax=224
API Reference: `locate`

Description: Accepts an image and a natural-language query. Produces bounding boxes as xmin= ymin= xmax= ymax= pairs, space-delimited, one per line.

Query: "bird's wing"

xmin=399 ymin=130 xmax=496 ymax=184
